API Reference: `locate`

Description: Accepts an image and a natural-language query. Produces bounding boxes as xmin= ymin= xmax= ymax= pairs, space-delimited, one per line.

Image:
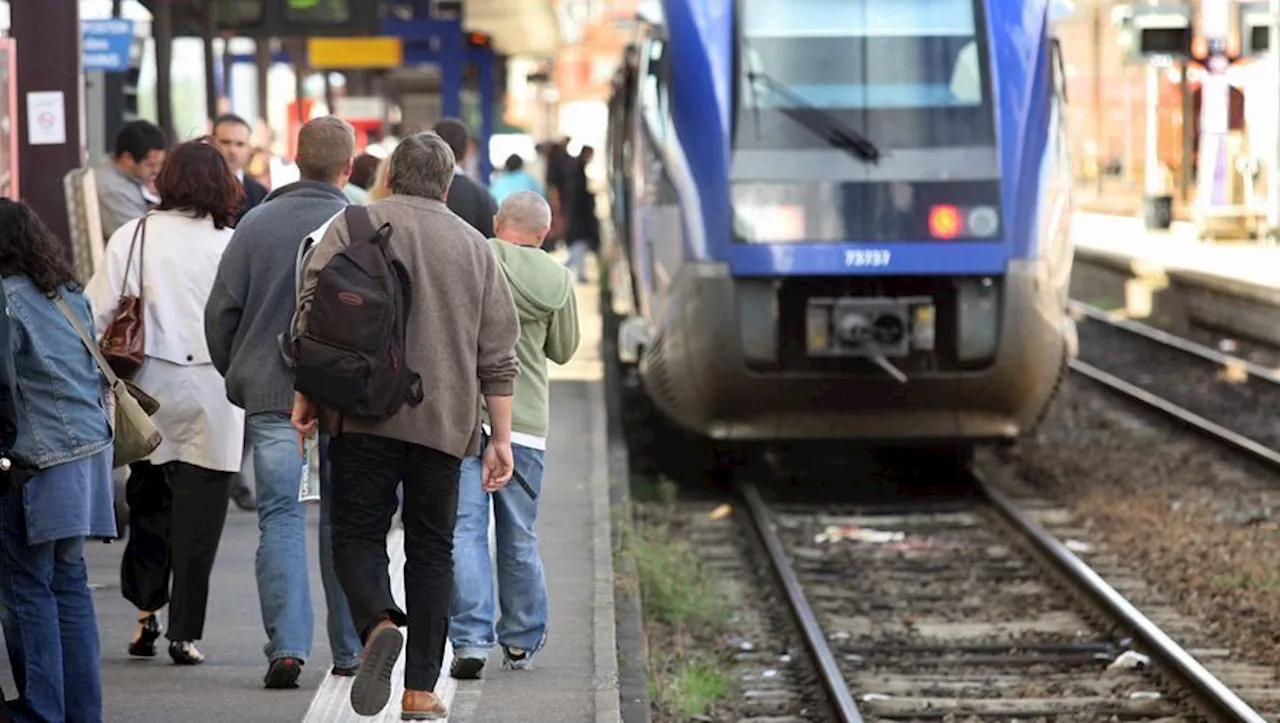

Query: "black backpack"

xmin=293 ymin=205 xmax=423 ymax=419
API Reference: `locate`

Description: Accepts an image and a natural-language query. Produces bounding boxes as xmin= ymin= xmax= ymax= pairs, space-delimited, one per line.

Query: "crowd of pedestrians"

xmin=0 ymin=111 xmax=588 ymax=721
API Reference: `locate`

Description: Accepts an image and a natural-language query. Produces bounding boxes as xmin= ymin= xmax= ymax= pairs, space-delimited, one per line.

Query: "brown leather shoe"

xmin=401 ymin=690 xmax=448 ymax=720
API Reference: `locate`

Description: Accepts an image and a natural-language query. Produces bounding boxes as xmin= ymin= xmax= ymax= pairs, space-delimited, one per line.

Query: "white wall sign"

xmin=26 ymin=91 xmax=67 ymax=146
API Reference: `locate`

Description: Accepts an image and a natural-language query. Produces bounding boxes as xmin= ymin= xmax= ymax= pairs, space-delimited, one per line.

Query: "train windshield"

xmin=731 ymin=0 xmax=1003 ymax=244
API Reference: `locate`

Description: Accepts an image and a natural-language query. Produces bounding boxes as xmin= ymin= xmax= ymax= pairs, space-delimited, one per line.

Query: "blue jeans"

xmin=249 ymin=413 xmax=360 ymax=668
xmin=0 ymin=492 xmax=102 ymax=723
xmin=449 ymin=435 xmax=549 ymax=659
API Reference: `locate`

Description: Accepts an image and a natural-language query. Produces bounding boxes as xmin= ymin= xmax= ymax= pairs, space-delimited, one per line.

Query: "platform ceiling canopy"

xmin=464 ymin=0 xmax=562 ymax=58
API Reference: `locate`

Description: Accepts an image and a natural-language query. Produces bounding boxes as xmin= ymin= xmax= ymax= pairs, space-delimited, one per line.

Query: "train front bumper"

xmin=638 ymin=260 xmax=1072 ymax=442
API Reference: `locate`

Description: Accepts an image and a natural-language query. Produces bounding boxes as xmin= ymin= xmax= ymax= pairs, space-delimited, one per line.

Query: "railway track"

xmin=1066 ymin=299 xmax=1280 ymax=469
xmin=709 ymin=303 xmax=1280 ymax=721
xmin=738 ymin=472 xmax=1274 ymax=723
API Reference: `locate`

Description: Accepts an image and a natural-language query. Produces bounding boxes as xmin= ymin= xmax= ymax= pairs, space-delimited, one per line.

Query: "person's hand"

xmin=290 ymin=392 xmax=318 ymax=455
xmin=481 ymin=441 xmax=514 ymax=492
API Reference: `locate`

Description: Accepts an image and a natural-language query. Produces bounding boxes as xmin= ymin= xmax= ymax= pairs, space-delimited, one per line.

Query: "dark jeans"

xmin=0 ymin=493 xmax=101 ymax=723
xmin=120 ymin=461 xmax=233 ymax=641
xmin=329 ymin=433 xmax=461 ymax=691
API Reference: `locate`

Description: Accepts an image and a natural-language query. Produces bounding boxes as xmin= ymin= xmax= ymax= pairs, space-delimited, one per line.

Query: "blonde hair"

xmin=366 ymin=156 xmax=392 ymax=202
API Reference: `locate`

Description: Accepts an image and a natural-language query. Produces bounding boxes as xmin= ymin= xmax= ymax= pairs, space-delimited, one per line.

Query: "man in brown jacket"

xmin=291 ymin=131 xmax=520 ymax=721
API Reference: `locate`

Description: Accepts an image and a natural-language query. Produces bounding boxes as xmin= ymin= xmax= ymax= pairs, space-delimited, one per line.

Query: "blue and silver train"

xmin=605 ymin=0 xmax=1078 ymax=458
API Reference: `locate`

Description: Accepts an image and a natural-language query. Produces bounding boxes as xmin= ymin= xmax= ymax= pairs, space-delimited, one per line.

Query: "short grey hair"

xmin=496 ymin=191 xmax=552 ymax=235
xmin=387 ymin=131 xmax=455 ymax=200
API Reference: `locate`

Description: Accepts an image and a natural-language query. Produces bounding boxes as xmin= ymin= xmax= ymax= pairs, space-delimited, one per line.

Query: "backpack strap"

xmin=344 ymin=204 xmax=378 ymax=244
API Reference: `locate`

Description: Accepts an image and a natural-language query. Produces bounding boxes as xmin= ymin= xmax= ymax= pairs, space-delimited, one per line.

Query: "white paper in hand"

xmin=298 ymin=436 xmax=320 ymax=503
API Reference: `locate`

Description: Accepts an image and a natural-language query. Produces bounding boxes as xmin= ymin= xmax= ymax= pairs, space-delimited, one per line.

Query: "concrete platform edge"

xmin=600 ymin=288 xmax=653 ymax=723
xmin=1074 ymin=245 xmax=1280 ymax=309
xmin=590 ymin=377 xmax=623 ymax=723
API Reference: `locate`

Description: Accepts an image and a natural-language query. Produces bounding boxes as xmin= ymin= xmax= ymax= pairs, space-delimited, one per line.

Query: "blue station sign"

xmin=82 ymin=19 xmax=135 ymax=72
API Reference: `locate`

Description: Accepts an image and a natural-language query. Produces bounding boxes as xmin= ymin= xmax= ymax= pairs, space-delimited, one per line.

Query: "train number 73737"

xmin=844 ymin=249 xmax=892 ymax=268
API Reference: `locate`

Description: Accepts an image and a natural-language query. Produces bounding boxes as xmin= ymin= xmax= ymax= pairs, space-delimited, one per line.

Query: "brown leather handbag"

xmin=99 ymin=216 xmax=147 ymax=379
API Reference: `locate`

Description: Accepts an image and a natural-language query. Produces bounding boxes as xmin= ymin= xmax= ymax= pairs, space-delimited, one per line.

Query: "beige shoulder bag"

xmin=53 ymin=293 xmax=162 ymax=468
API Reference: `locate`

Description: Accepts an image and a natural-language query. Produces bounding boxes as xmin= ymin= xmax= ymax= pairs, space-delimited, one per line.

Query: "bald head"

xmin=494 ymin=191 xmax=552 ymax=247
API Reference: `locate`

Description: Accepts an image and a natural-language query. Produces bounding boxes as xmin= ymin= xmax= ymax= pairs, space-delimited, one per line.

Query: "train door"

xmin=632 ymin=27 xmax=678 ymax=324
xmin=1041 ymin=35 xmax=1075 ymax=298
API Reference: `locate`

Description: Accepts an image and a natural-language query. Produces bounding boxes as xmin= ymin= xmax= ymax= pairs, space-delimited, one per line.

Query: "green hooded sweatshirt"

xmin=485 ymin=238 xmax=581 ymax=440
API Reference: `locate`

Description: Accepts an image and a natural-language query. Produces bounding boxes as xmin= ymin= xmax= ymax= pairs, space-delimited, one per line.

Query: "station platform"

xmin=0 ymin=280 xmax=617 ymax=723
xmin=1070 ymin=211 xmax=1280 ymax=348
xmin=1071 ymin=212 xmax=1280 ymax=300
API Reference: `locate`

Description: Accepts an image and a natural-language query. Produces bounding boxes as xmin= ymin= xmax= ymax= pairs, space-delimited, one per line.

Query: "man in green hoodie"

xmin=449 ymin=190 xmax=581 ymax=678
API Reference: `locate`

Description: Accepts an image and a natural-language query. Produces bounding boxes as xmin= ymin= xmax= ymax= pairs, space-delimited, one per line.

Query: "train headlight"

xmin=967 ymin=206 xmax=999 ymax=237
xmin=928 ymin=205 xmax=962 ymax=240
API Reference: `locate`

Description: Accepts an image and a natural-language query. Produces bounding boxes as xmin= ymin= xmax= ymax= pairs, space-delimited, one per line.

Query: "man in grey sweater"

xmin=203 ymin=116 xmax=363 ymax=690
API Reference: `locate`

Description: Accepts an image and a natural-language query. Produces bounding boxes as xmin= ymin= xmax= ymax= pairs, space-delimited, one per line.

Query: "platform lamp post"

xmin=1270 ymin=0 xmax=1280 ymax=242
xmin=1251 ymin=0 xmax=1280 ymax=241
xmin=1226 ymin=1 xmax=1279 ymax=241
xmin=1123 ymin=3 xmax=1194 ymax=232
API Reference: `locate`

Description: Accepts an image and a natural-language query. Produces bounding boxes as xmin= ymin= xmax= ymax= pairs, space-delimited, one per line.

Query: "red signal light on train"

xmin=928 ymin=205 xmax=961 ymax=240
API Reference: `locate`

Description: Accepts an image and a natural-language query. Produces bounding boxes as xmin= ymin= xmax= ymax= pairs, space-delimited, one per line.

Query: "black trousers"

xmin=120 ymin=461 xmax=233 ymax=641
xmin=329 ymin=433 xmax=461 ymax=691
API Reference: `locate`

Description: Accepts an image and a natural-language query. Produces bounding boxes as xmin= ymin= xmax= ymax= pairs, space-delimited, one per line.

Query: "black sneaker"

xmin=350 ymin=622 xmax=403 ymax=717
xmin=450 ymin=657 xmax=485 ymax=680
xmin=264 ymin=657 xmax=303 ymax=689
xmin=501 ymin=646 xmax=532 ymax=671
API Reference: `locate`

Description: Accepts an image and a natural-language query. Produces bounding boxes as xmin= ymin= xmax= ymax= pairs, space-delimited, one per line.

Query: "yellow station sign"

xmin=306 ymin=37 xmax=404 ymax=70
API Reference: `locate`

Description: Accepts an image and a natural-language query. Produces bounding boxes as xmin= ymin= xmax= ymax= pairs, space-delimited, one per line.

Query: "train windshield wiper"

xmin=745 ymin=69 xmax=882 ymax=164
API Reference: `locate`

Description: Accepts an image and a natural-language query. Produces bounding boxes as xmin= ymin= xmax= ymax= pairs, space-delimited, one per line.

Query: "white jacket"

xmin=85 ymin=210 xmax=245 ymax=472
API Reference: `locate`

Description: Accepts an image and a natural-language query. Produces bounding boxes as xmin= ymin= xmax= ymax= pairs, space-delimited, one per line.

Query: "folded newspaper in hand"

xmin=298 ymin=436 xmax=320 ymax=503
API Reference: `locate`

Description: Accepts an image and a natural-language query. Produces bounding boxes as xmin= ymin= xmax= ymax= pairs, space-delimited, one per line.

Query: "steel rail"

xmin=1068 ymin=299 xmax=1280 ymax=384
xmin=977 ymin=473 xmax=1269 ymax=723
xmin=737 ymin=482 xmax=865 ymax=723
xmin=1069 ymin=359 xmax=1280 ymax=472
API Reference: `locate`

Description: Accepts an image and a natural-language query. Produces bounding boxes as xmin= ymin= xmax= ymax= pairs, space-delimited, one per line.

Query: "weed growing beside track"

xmin=628 ymin=478 xmax=736 ymax=721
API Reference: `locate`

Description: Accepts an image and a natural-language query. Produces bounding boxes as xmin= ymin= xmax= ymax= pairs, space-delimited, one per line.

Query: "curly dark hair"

xmin=0 ymin=198 xmax=80 ymax=294
xmin=155 ymin=137 xmax=244 ymax=229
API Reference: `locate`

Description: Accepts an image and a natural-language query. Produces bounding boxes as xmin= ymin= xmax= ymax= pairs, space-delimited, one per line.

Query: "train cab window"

xmin=950 ymin=41 xmax=980 ymax=105
xmin=731 ymin=0 xmax=1003 ymax=244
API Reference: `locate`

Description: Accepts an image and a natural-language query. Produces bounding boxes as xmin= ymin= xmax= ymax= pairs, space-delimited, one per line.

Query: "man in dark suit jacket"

xmin=213 ymin=113 xmax=267 ymax=511
xmin=214 ymin=113 xmax=270 ymax=227
xmin=433 ymin=118 xmax=498 ymax=238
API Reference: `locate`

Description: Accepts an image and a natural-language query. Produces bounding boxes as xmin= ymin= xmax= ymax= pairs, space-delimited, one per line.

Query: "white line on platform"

xmin=302 ymin=520 xmax=459 ymax=722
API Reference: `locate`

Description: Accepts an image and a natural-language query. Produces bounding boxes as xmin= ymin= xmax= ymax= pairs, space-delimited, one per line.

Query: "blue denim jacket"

xmin=3 ymin=277 xmax=112 ymax=469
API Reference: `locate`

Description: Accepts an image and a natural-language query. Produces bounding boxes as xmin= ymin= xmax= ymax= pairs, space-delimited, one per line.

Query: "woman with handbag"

xmin=85 ymin=138 xmax=247 ymax=666
xmin=0 ymin=199 xmax=116 ymax=722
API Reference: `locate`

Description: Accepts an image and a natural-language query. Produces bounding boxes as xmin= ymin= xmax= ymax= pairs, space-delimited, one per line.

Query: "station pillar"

xmin=12 ymin=0 xmax=83 ymax=243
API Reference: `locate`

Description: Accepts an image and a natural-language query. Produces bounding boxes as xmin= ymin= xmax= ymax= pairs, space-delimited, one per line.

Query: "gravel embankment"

xmin=999 ymin=377 xmax=1280 ymax=669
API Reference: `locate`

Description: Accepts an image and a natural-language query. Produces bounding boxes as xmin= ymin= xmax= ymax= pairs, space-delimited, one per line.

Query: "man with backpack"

xmin=203 ymin=116 xmax=363 ymax=689
xmin=290 ymin=131 xmax=520 ymax=721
